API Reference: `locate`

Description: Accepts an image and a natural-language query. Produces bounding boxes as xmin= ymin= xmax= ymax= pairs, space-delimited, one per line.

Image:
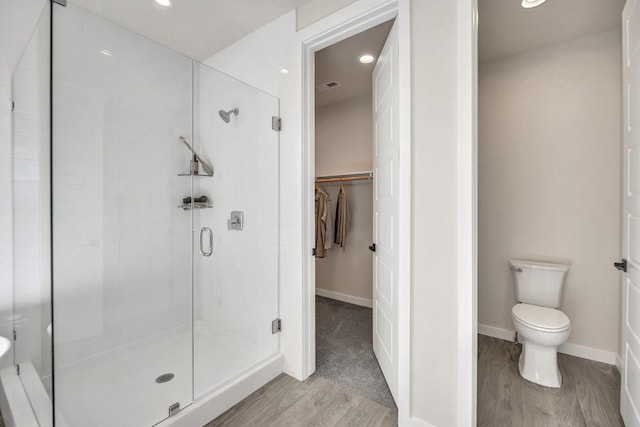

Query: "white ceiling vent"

xmin=316 ymin=81 xmax=341 ymax=92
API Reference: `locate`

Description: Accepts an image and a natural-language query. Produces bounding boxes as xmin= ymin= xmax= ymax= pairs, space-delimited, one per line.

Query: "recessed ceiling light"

xmin=521 ymin=0 xmax=546 ymax=8
xmin=99 ymin=49 xmax=112 ymax=56
xmin=280 ymin=68 xmax=289 ymax=75
xmin=155 ymin=0 xmax=172 ymax=7
xmin=359 ymin=54 xmax=375 ymax=64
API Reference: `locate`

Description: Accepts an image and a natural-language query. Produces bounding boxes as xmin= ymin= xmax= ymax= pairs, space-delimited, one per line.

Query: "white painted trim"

xmin=315 ymin=288 xmax=373 ymax=308
xmin=396 ymin=0 xmax=412 ymax=425
xmin=299 ymin=0 xmax=411 ymax=425
xmin=478 ymin=324 xmax=619 ymax=366
xmin=458 ymin=0 xmax=478 ymax=425
xmin=616 ymin=354 xmax=622 ymax=373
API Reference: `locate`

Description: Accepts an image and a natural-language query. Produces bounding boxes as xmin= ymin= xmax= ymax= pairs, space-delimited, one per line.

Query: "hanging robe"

xmin=315 ymin=186 xmax=333 ymax=258
xmin=334 ymin=184 xmax=350 ymax=249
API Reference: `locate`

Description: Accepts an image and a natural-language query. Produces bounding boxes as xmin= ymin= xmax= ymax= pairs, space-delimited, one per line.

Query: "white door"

xmin=372 ymin=19 xmax=399 ymax=402
xmin=622 ymin=1 xmax=640 ymax=425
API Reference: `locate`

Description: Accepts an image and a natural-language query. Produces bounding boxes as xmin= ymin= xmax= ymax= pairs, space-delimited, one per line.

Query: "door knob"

xmin=614 ymin=259 xmax=627 ymax=272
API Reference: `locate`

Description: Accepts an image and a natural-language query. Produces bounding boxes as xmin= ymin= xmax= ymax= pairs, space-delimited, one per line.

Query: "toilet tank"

xmin=510 ymin=259 xmax=569 ymax=308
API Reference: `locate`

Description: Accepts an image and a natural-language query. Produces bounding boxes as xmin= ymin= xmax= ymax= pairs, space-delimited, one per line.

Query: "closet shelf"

xmin=315 ymin=171 xmax=373 ymax=183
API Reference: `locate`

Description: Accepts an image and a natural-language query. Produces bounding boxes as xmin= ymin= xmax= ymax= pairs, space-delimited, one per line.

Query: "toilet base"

xmin=518 ymin=340 xmax=562 ymax=388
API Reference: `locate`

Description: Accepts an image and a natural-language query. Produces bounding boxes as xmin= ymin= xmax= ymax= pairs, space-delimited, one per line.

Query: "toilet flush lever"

xmin=510 ymin=266 xmax=522 ymax=273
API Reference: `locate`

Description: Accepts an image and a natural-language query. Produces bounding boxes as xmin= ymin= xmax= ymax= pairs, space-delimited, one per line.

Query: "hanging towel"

xmin=315 ymin=186 xmax=333 ymax=258
xmin=334 ymin=184 xmax=350 ymax=250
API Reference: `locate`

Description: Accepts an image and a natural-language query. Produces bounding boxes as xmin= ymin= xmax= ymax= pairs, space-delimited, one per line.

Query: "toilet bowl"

xmin=512 ymin=303 xmax=570 ymax=388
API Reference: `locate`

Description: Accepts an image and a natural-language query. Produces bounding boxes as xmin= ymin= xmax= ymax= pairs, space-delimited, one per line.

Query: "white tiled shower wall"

xmin=194 ymin=64 xmax=280 ymax=360
xmin=52 ymin=5 xmax=193 ymax=366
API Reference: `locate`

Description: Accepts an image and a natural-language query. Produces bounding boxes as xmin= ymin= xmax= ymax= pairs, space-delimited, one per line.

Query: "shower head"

xmin=218 ymin=108 xmax=239 ymax=123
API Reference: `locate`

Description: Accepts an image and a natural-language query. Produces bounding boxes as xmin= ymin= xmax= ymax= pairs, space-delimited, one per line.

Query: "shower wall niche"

xmin=0 ymin=3 xmax=280 ymax=427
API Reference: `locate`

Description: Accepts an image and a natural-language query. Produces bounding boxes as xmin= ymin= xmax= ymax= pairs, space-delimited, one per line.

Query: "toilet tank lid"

xmin=509 ymin=259 xmax=569 ymax=272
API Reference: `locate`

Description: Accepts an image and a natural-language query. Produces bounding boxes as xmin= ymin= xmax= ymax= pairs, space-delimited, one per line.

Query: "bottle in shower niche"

xmin=191 ymin=155 xmax=199 ymax=175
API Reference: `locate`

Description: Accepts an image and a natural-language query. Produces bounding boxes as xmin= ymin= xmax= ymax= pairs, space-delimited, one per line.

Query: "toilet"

xmin=510 ymin=259 xmax=571 ymax=388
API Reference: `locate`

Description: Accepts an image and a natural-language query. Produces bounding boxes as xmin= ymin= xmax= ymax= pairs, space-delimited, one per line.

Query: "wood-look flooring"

xmin=206 ymin=373 xmax=397 ymax=427
xmin=478 ymin=335 xmax=624 ymax=426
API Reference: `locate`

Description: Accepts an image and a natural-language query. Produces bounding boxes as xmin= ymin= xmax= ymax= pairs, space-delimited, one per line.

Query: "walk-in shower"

xmin=0 ymin=2 xmax=281 ymax=426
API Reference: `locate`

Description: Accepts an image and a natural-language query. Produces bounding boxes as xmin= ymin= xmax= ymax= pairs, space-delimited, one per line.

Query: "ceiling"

xmin=315 ymin=20 xmax=393 ymax=108
xmin=69 ymin=0 xmax=315 ymax=60
xmin=479 ymin=0 xmax=625 ymax=63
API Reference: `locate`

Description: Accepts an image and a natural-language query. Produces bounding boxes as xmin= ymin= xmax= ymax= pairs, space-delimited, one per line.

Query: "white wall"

xmin=204 ymin=9 xmax=305 ymax=380
xmin=206 ymin=0 xmax=471 ymax=425
xmin=0 ymin=0 xmax=47 ymax=369
xmin=478 ymin=30 xmax=622 ymax=357
xmin=315 ymin=95 xmax=373 ymax=304
xmin=410 ymin=0 xmax=461 ymax=424
xmin=296 ymin=0 xmax=359 ymax=30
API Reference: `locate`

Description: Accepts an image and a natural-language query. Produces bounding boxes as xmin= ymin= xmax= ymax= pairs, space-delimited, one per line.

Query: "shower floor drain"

xmin=156 ymin=373 xmax=175 ymax=384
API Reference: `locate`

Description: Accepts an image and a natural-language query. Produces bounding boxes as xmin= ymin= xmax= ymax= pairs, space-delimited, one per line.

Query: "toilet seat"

xmin=512 ymin=303 xmax=570 ymax=333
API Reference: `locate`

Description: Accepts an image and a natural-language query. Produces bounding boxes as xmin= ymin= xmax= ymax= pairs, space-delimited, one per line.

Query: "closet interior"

xmin=313 ymin=19 xmax=396 ymax=410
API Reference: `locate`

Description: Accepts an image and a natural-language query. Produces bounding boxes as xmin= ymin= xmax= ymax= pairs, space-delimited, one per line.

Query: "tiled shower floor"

xmin=54 ymin=320 xmax=271 ymax=427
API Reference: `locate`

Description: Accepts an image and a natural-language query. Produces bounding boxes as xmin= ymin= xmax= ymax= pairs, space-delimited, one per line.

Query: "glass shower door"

xmin=10 ymin=5 xmax=53 ymax=425
xmin=51 ymin=4 xmax=193 ymax=426
xmin=192 ymin=62 xmax=280 ymax=398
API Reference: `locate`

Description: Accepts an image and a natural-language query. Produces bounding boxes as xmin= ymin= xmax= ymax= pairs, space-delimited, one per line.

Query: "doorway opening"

xmin=476 ymin=0 xmax=627 ymax=425
xmin=311 ymin=18 xmax=397 ymax=411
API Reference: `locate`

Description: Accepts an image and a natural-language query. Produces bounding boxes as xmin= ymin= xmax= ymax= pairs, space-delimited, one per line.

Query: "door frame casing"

xmin=299 ymin=0 xmax=412 ymax=423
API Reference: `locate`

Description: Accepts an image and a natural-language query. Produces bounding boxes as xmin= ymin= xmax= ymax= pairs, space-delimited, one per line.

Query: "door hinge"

xmin=13 ymin=330 xmax=16 ymax=341
xmin=16 ymin=364 xmax=20 ymax=376
xmin=312 ymin=248 xmax=316 ymax=257
xmin=272 ymin=318 xmax=281 ymax=334
xmin=272 ymin=116 xmax=282 ymax=132
xmin=168 ymin=402 xmax=180 ymax=417
xmin=614 ymin=258 xmax=628 ymax=272
xmin=11 ymin=101 xmax=15 ymax=112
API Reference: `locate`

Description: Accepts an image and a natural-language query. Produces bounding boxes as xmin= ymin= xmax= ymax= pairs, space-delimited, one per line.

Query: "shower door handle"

xmin=199 ymin=227 xmax=213 ymax=257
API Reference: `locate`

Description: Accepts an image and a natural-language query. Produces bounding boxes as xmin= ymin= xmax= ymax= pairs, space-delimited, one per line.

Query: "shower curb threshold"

xmin=0 ymin=362 xmax=54 ymax=427
xmin=158 ymin=353 xmax=283 ymax=427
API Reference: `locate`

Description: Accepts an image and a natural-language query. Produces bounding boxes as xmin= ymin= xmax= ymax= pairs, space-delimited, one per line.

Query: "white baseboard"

xmin=478 ymin=324 xmax=514 ymax=341
xmin=315 ymin=288 xmax=373 ymax=308
xmin=478 ymin=324 xmax=619 ymax=366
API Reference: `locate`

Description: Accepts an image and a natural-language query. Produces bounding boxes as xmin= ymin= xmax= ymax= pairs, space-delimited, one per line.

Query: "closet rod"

xmin=315 ymin=176 xmax=371 ymax=183
xmin=315 ymin=172 xmax=373 ymax=183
